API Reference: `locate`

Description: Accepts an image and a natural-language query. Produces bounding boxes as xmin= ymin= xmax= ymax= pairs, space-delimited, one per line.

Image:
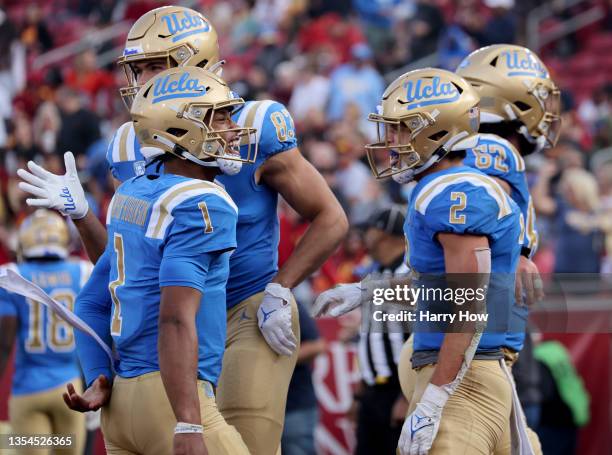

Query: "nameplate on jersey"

xmin=110 ymin=194 xmax=151 ymax=226
xmin=403 ymin=76 xmax=460 ymax=110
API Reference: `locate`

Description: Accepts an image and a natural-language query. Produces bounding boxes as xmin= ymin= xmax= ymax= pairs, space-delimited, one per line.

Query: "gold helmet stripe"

xmin=146 ymin=179 xmax=236 ymax=239
xmin=415 ymin=172 xmax=512 ymax=219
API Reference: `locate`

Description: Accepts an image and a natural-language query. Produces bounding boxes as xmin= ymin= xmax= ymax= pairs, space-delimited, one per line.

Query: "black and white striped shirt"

xmin=358 ymin=256 xmax=410 ymax=386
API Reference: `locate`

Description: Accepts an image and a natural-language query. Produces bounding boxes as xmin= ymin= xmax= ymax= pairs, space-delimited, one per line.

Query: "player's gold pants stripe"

xmin=8 ymin=379 xmax=85 ymax=455
xmin=217 ymin=291 xmax=300 ymax=455
xmin=101 ymin=371 xmax=248 ymax=455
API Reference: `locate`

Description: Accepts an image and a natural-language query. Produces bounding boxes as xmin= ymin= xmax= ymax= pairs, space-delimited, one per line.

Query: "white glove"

xmin=311 ymin=282 xmax=363 ymax=318
xmin=17 ymin=151 xmax=89 ymax=219
xmin=257 ymin=283 xmax=297 ymax=356
xmin=398 ymin=384 xmax=449 ymax=455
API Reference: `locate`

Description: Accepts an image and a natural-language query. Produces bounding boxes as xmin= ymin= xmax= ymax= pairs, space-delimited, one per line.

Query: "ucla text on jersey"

xmin=406 ymin=166 xmax=522 ymax=364
xmin=0 ymin=260 xmax=91 ymax=395
xmin=106 ymin=100 xmax=298 ymax=308
xmin=105 ymin=173 xmax=237 ymax=384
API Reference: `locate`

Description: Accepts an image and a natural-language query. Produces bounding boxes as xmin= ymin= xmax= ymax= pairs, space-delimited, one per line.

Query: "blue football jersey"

xmin=106 ymin=100 xmax=298 ymax=309
xmin=0 ymin=259 xmax=91 ymax=395
xmin=406 ymin=166 xmax=522 ymax=356
xmin=105 ymin=173 xmax=237 ymax=385
xmin=106 ymin=122 xmax=148 ymax=182
xmin=464 ymin=134 xmax=538 ymax=255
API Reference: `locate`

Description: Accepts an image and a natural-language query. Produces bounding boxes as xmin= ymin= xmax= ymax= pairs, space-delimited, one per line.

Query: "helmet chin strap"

xmin=502 ymin=103 xmax=548 ymax=154
xmin=391 ymin=130 xmax=475 ymax=184
xmin=180 ymin=149 xmax=243 ymax=176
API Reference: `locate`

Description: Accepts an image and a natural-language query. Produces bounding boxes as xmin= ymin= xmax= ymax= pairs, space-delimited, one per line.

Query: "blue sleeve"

xmin=75 ymin=250 xmax=114 ymax=387
xmin=0 ymin=288 xmax=17 ymax=317
xmin=106 ymin=122 xmax=145 ymax=182
xmin=421 ymin=184 xmax=508 ymax=240
xmin=160 ymin=194 xmax=237 ymax=293
xmin=297 ymin=302 xmax=320 ymax=342
xmin=258 ymin=101 xmax=298 ymax=161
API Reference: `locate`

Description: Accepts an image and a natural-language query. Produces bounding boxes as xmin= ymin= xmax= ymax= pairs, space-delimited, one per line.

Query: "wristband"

xmin=174 ymin=422 xmax=203 ymax=434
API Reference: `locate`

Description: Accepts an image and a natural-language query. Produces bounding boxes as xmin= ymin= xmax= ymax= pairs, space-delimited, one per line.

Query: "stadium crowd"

xmin=0 ymin=0 xmax=611 ymax=454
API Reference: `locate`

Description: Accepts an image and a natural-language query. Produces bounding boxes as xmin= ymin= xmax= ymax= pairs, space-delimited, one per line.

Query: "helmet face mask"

xmin=131 ymin=67 xmax=257 ymax=173
xmin=365 ymin=68 xmax=480 ymax=182
xmin=366 ymin=112 xmax=436 ymax=179
xmin=118 ymin=6 xmax=220 ymax=109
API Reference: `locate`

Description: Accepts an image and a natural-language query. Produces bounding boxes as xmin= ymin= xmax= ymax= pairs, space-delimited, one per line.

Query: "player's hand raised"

xmin=17 ymin=151 xmax=89 ymax=219
xmin=62 ymin=374 xmax=111 ymax=412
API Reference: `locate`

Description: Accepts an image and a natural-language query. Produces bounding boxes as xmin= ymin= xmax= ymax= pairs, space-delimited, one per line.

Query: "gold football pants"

xmin=101 ymin=372 xmax=248 ymax=455
xmin=9 ymin=379 xmax=85 ymax=455
xmin=398 ymin=344 xmax=542 ymax=455
xmin=217 ymin=291 xmax=300 ymax=455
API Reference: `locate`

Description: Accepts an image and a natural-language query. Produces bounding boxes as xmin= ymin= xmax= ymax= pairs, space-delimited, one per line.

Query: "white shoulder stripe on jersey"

xmin=253 ymin=100 xmax=275 ymax=144
xmin=146 ymin=179 xmax=237 ymax=239
xmin=235 ymin=101 xmax=258 ymax=128
xmin=126 ymin=124 xmax=136 ymax=161
xmin=80 ymin=260 xmax=93 ymax=287
xmin=111 ymin=122 xmax=131 ymax=163
xmin=415 ymin=172 xmax=512 ymax=219
xmin=106 ymin=194 xmax=117 ymax=226
xmin=478 ymin=133 xmax=525 ymax=172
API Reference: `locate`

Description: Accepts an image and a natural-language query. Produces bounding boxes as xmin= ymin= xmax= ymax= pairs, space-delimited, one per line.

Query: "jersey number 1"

xmin=110 ymin=234 xmax=125 ymax=336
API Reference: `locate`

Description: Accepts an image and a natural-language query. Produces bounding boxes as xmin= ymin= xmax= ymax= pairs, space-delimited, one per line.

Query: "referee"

xmin=354 ymin=206 xmax=410 ymax=455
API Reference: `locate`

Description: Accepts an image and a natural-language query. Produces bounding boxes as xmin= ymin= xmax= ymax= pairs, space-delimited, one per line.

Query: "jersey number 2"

xmin=449 ymin=192 xmax=467 ymax=224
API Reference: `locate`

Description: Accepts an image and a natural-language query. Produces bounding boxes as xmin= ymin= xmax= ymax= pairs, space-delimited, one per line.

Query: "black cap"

xmin=358 ymin=205 xmax=406 ymax=237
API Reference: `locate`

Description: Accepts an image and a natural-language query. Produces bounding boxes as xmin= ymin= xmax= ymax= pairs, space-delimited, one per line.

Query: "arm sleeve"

xmin=75 ymin=250 xmax=114 ymax=387
xmin=106 ymin=122 xmax=141 ymax=182
xmin=257 ymin=101 xmax=298 ymax=161
xmin=160 ymin=194 xmax=237 ymax=293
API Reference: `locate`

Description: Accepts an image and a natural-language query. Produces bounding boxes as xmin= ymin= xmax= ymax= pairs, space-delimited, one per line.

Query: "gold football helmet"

xmin=18 ymin=209 xmax=69 ymax=259
xmin=456 ymin=44 xmax=561 ymax=152
xmin=117 ymin=6 xmax=220 ymax=108
xmin=130 ymin=66 xmax=257 ymax=174
xmin=366 ymin=68 xmax=480 ymax=182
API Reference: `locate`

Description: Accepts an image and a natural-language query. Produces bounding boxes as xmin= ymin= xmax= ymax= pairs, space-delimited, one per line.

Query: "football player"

xmin=18 ymin=7 xmax=347 ymax=454
xmin=63 ymin=67 xmax=252 ymax=455
xmin=0 ymin=210 xmax=90 ymax=455
xmin=457 ymin=44 xmax=561 ymax=306
xmin=314 ymin=68 xmax=527 ymax=454
xmin=453 ymin=43 xmax=561 ymax=455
